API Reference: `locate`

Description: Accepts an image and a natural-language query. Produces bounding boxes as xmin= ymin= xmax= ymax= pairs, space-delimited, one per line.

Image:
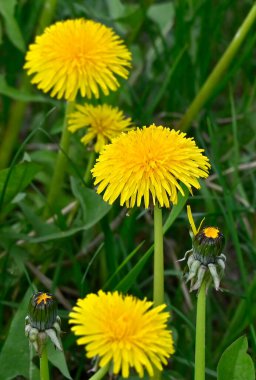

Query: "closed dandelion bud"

xmin=193 ymin=227 xmax=225 ymax=265
xmin=28 ymin=292 xmax=57 ymax=330
xmin=182 ymin=226 xmax=226 ymax=292
xmin=25 ymin=292 xmax=62 ymax=355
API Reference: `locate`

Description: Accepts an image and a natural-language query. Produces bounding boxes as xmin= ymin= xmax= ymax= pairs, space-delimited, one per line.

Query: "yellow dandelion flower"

xmin=68 ymin=103 xmax=132 ymax=152
xmin=24 ymin=19 xmax=132 ymax=101
xmin=69 ymin=290 xmax=174 ymax=378
xmin=91 ymin=124 xmax=210 ymax=208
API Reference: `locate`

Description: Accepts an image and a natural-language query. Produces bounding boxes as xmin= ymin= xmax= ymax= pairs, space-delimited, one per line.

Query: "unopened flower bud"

xmin=181 ymin=226 xmax=226 ymax=292
xmin=193 ymin=227 xmax=225 ymax=265
xmin=28 ymin=292 xmax=57 ymax=330
xmin=25 ymin=292 xmax=62 ymax=355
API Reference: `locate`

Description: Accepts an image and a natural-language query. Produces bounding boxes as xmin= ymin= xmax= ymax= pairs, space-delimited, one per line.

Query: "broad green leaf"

xmin=26 ymin=225 xmax=93 ymax=243
xmin=47 ymin=342 xmax=72 ymax=380
xmin=19 ymin=202 xmax=61 ymax=236
xmin=217 ymin=276 xmax=256 ymax=355
xmin=0 ymin=162 xmax=41 ymax=208
xmin=217 ymin=336 xmax=255 ymax=380
xmin=0 ymin=287 xmax=72 ymax=379
xmin=71 ymin=176 xmax=111 ymax=229
xmin=0 ymin=288 xmax=40 ymax=380
xmin=0 ymin=0 xmax=25 ymax=51
xmin=147 ymin=2 xmax=175 ymax=30
xmin=24 ymin=178 xmax=111 ymax=243
xmin=0 ymin=74 xmax=51 ymax=102
xmin=106 ymin=0 xmax=126 ymax=18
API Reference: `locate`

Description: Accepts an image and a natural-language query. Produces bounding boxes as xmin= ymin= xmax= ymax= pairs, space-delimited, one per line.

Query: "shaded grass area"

xmin=0 ymin=1 xmax=256 ymax=379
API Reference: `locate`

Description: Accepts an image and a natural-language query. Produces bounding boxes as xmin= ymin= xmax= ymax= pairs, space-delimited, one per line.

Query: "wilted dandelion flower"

xmin=24 ymin=19 xmax=132 ymax=101
xmin=91 ymin=124 xmax=210 ymax=208
xmin=68 ymin=103 xmax=132 ymax=152
xmin=69 ymin=290 xmax=174 ymax=378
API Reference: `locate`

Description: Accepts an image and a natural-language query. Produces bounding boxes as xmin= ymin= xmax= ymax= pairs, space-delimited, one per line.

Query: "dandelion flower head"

xmin=69 ymin=290 xmax=174 ymax=378
xmin=68 ymin=103 xmax=132 ymax=152
xmin=92 ymin=124 xmax=210 ymax=208
xmin=24 ymin=19 xmax=132 ymax=101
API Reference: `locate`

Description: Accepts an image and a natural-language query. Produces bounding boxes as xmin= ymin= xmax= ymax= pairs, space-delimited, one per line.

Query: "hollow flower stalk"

xmin=69 ymin=290 xmax=175 ymax=378
xmin=68 ymin=103 xmax=132 ymax=152
xmin=184 ymin=206 xmax=226 ymax=380
xmin=92 ymin=124 xmax=210 ymax=332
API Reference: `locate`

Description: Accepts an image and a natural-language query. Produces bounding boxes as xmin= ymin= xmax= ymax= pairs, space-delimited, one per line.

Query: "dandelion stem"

xmin=178 ymin=2 xmax=256 ymax=132
xmin=153 ymin=204 xmax=164 ymax=307
xmin=84 ymin=150 xmax=96 ymax=185
xmin=194 ymin=279 xmax=206 ymax=380
xmin=40 ymin=344 xmax=50 ymax=380
xmin=37 ymin=0 xmax=58 ymax=34
xmin=151 ymin=204 xmax=165 ymax=380
xmin=44 ymin=101 xmax=75 ymax=217
xmin=89 ymin=365 xmax=109 ymax=380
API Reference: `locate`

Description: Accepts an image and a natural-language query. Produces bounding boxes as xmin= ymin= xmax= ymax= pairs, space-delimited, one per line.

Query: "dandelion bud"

xmin=182 ymin=226 xmax=226 ymax=292
xmin=193 ymin=227 xmax=225 ymax=265
xmin=25 ymin=292 xmax=62 ymax=355
xmin=28 ymin=292 xmax=57 ymax=330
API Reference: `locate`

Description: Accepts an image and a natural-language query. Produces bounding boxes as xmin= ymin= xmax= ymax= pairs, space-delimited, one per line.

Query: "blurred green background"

xmin=0 ymin=1 xmax=256 ymax=379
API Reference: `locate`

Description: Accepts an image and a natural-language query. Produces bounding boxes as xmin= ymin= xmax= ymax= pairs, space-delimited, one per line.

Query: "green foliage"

xmin=0 ymin=74 xmax=50 ymax=102
xmin=0 ymin=289 xmax=39 ymax=380
xmin=217 ymin=336 xmax=255 ymax=380
xmin=0 ymin=161 xmax=41 ymax=207
xmin=0 ymin=0 xmax=256 ymax=379
xmin=0 ymin=288 xmax=72 ymax=379
xmin=0 ymin=0 xmax=25 ymax=51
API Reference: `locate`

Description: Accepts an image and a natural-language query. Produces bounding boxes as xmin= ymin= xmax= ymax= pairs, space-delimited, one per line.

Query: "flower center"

xmin=36 ymin=293 xmax=52 ymax=305
xmin=203 ymin=227 xmax=219 ymax=239
xmin=107 ymin=314 xmax=135 ymax=343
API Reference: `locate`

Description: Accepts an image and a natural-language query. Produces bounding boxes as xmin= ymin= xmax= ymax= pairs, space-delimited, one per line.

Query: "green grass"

xmin=0 ymin=1 xmax=256 ymax=379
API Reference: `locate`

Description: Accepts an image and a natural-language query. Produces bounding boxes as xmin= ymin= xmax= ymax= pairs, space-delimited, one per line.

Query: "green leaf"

xmin=71 ymin=176 xmax=111 ymax=229
xmin=115 ymin=246 xmax=153 ymax=293
xmin=0 ymin=288 xmax=72 ymax=379
xmin=0 ymin=288 xmax=40 ymax=380
xmin=24 ymin=178 xmax=111 ymax=243
xmin=217 ymin=276 xmax=256 ymax=355
xmin=217 ymin=336 xmax=255 ymax=380
xmin=147 ymin=2 xmax=175 ymax=30
xmin=103 ymin=241 xmax=145 ymax=290
xmin=0 ymin=162 xmax=41 ymax=208
xmin=163 ymin=186 xmax=189 ymax=234
xmin=47 ymin=342 xmax=72 ymax=380
xmin=0 ymin=74 xmax=52 ymax=102
xmin=0 ymin=0 xmax=25 ymax=51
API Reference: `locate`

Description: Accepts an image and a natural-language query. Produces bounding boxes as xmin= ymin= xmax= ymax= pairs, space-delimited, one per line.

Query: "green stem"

xmin=89 ymin=365 xmax=109 ymax=380
xmin=37 ymin=0 xmax=58 ymax=35
xmin=151 ymin=205 xmax=165 ymax=380
xmin=194 ymin=280 xmax=206 ymax=380
xmin=177 ymin=3 xmax=256 ymax=132
xmin=153 ymin=204 xmax=164 ymax=307
xmin=84 ymin=150 xmax=96 ymax=185
xmin=44 ymin=101 xmax=75 ymax=216
xmin=40 ymin=344 xmax=50 ymax=380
